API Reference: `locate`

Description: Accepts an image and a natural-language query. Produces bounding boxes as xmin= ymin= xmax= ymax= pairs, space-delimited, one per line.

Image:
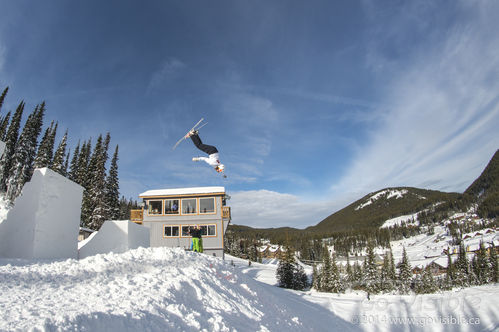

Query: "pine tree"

xmin=0 ymin=111 xmax=11 ymax=140
xmin=346 ymin=255 xmax=353 ymax=285
xmin=415 ymin=267 xmax=437 ymax=294
xmin=68 ymin=141 xmax=80 ymax=183
xmin=445 ymin=251 xmax=455 ymax=288
xmin=77 ymin=140 xmax=91 ymax=187
xmin=389 ymin=247 xmax=397 ymax=281
xmin=489 ymin=243 xmax=498 ymax=283
xmin=0 ymin=87 xmax=8 ymax=112
xmin=293 ymin=264 xmax=309 ymax=290
xmin=320 ymin=246 xmax=334 ymax=292
xmin=454 ymin=243 xmax=469 ymax=287
xmin=363 ymin=242 xmax=379 ymax=294
xmin=276 ymin=245 xmax=296 ymax=289
xmin=352 ymin=261 xmax=363 ymax=289
xmin=34 ymin=121 xmax=56 ymax=169
xmin=330 ymin=253 xmax=344 ymax=293
xmin=380 ymin=251 xmax=393 ymax=292
xmin=397 ymin=247 xmax=412 ymax=293
xmin=105 ymin=145 xmax=120 ymax=220
xmin=5 ymin=104 xmax=44 ymax=200
xmin=0 ymin=101 xmax=24 ymax=192
xmin=312 ymin=264 xmax=321 ymax=290
xmin=473 ymin=241 xmax=489 ymax=285
xmin=86 ymin=134 xmax=111 ymax=230
xmin=51 ymin=130 xmax=68 ymax=175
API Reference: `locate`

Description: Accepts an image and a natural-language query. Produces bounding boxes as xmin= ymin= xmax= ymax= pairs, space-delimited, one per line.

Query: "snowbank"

xmin=78 ymin=220 xmax=150 ymax=258
xmin=0 ymin=168 xmax=83 ymax=259
xmin=0 ymin=247 xmax=354 ymax=332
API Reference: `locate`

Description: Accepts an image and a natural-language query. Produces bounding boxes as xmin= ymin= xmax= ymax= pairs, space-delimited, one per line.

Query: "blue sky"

xmin=1 ymin=0 xmax=498 ymax=228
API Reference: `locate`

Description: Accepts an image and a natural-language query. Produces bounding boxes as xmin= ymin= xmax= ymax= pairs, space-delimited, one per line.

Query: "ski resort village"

xmin=1 ymin=1 xmax=499 ymax=331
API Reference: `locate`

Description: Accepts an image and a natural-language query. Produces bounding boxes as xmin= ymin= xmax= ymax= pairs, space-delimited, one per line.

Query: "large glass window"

xmin=164 ymin=225 xmax=179 ymax=237
xmin=165 ymin=199 xmax=179 ymax=215
xmin=148 ymin=200 xmax=163 ymax=215
xmin=181 ymin=226 xmax=191 ymax=237
xmin=182 ymin=198 xmax=197 ymax=214
xmin=198 ymin=224 xmax=216 ymax=236
xmin=199 ymin=197 xmax=215 ymax=214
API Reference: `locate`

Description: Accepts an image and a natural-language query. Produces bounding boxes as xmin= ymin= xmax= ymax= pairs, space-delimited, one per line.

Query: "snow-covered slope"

xmin=0 ymin=247 xmax=354 ymax=332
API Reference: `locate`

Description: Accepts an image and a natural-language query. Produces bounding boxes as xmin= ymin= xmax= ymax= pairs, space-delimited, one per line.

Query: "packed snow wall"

xmin=78 ymin=220 xmax=150 ymax=258
xmin=0 ymin=168 xmax=83 ymax=259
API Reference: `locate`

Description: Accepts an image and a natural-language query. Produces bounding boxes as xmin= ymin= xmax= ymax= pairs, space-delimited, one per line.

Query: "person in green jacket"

xmin=190 ymin=225 xmax=203 ymax=253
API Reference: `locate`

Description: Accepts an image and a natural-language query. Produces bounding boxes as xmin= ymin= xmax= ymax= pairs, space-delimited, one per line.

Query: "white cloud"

xmin=334 ymin=0 xmax=499 ymax=195
xmin=229 ymin=190 xmax=339 ymax=229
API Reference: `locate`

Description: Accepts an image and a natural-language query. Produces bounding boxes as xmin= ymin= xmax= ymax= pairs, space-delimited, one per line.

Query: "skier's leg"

xmin=190 ymin=134 xmax=218 ymax=155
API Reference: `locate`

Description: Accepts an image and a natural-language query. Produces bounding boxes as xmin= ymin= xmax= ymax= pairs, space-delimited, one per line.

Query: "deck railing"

xmin=130 ymin=209 xmax=143 ymax=223
xmin=222 ymin=206 xmax=231 ymax=220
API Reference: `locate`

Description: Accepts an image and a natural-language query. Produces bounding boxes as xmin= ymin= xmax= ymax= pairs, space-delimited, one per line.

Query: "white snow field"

xmin=229 ymin=255 xmax=499 ymax=332
xmin=0 ymin=247 xmax=355 ymax=332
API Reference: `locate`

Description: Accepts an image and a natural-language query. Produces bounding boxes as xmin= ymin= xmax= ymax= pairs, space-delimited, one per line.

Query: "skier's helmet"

xmin=216 ymin=164 xmax=225 ymax=172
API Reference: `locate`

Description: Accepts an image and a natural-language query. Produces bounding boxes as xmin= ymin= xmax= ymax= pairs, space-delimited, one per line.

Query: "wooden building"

xmin=131 ymin=187 xmax=231 ymax=258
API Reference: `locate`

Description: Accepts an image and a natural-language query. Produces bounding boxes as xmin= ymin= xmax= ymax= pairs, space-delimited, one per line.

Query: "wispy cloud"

xmin=334 ymin=0 xmax=499 ymax=195
xmin=148 ymin=58 xmax=186 ymax=91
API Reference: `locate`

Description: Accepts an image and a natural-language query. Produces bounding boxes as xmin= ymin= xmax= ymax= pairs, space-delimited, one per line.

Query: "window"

xmin=208 ymin=224 xmax=216 ymax=236
xmin=182 ymin=198 xmax=197 ymax=214
xmin=165 ymin=199 xmax=179 ymax=215
xmin=198 ymin=224 xmax=216 ymax=236
xmin=181 ymin=225 xmax=191 ymax=237
xmin=199 ymin=197 xmax=215 ymax=214
xmin=164 ymin=225 xmax=179 ymax=237
xmin=148 ymin=200 xmax=163 ymax=215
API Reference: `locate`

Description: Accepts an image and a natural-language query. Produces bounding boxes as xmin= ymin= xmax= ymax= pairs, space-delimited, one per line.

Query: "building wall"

xmin=142 ymin=195 xmax=227 ymax=258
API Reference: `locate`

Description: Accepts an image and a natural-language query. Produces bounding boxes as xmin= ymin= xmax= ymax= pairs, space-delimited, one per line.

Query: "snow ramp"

xmin=0 ymin=247 xmax=359 ymax=332
xmin=78 ymin=220 xmax=149 ymax=259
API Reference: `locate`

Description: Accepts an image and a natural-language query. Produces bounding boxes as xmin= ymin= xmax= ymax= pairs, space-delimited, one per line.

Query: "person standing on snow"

xmin=185 ymin=130 xmax=226 ymax=177
xmin=190 ymin=225 xmax=203 ymax=253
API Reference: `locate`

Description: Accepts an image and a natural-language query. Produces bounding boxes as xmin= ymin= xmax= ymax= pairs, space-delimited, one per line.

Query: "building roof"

xmin=140 ymin=186 xmax=225 ymax=198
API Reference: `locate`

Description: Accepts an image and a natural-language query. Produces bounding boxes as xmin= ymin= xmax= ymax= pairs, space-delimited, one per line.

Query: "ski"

xmin=172 ymin=118 xmax=205 ymax=150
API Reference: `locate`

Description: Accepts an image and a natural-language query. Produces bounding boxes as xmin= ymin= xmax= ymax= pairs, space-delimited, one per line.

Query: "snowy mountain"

xmin=307 ymin=187 xmax=459 ymax=234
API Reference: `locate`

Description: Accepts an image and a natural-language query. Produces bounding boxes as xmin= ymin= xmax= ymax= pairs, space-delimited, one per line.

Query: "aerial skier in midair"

xmin=185 ymin=129 xmax=226 ymax=177
xmin=172 ymin=118 xmax=226 ymax=177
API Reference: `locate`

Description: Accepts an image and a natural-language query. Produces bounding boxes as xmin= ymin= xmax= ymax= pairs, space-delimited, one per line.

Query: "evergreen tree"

xmin=34 ymin=121 xmax=56 ymax=169
xmin=77 ymin=140 xmax=91 ymax=187
xmin=352 ymin=261 xmax=363 ymax=289
xmin=489 ymin=243 xmax=498 ymax=283
xmin=51 ymin=130 xmax=68 ymax=175
xmin=473 ymin=241 xmax=489 ymax=285
xmin=276 ymin=245 xmax=296 ymax=289
xmin=380 ymin=251 xmax=393 ymax=292
xmin=388 ymin=247 xmax=397 ymax=281
xmin=320 ymin=246 xmax=334 ymax=292
xmin=293 ymin=264 xmax=309 ymax=290
xmin=87 ymin=134 xmax=111 ymax=230
xmin=415 ymin=267 xmax=437 ymax=294
xmin=330 ymin=253 xmax=344 ymax=293
xmin=363 ymin=243 xmax=379 ymax=294
xmin=0 ymin=111 xmax=11 ymax=141
xmin=63 ymin=151 xmax=70 ymax=176
xmin=0 ymin=101 xmax=25 ymax=192
xmin=105 ymin=145 xmax=120 ymax=220
xmin=346 ymin=255 xmax=353 ymax=285
xmin=312 ymin=264 xmax=321 ymax=290
xmin=397 ymin=247 xmax=412 ymax=293
xmin=5 ymin=104 xmax=44 ymax=200
xmin=68 ymin=141 xmax=80 ymax=183
xmin=0 ymin=87 xmax=8 ymax=112
xmin=445 ymin=251 xmax=455 ymax=288
xmin=454 ymin=243 xmax=469 ymax=287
